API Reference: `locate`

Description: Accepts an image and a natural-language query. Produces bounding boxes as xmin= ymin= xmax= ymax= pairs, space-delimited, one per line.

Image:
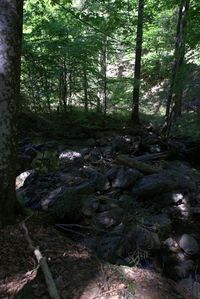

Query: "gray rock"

xmin=132 ymin=169 xmax=195 ymax=199
xmin=40 ymin=180 xmax=96 ymax=219
xmin=107 ymin=166 xmax=142 ymax=189
xmin=111 ymin=136 xmax=131 ymax=154
xmin=178 ymin=278 xmax=200 ymax=299
xmin=163 ymin=237 xmax=179 ymax=252
xmin=95 ymin=208 xmax=124 ymax=228
xmin=175 ymin=260 xmax=194 ymax=278
xmin=16 ymin=170 xmax=35 ymax=190
xmin=179 ymin=234 xmax=199 ymax=255
xmin=156 ymin=191 xmax=184 ymax=208
xmin=81 ymin=196 xmax=99 ymax=217
xmin=91 ymin=171 xmax=110 ymax=191
xmin=144 ymin=213 xmax=172 ymax=237
xmin=59 ymin=150 xmax=83 ymax=166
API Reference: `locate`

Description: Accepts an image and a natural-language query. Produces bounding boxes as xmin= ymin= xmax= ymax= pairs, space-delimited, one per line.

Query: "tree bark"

xmin=131 ymin=0 xmax=144 ymax=124
xmin=0 ymin=0 xmax=23 ymax=226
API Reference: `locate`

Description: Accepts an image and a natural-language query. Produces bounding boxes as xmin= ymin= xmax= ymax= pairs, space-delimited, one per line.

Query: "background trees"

xmin=20 ymin=0 xmax=200 ymax=123
xmin=131 ymin=0 xmax=144 ymax=123
xmin=1 ymin=0 xmax=200 ymax=225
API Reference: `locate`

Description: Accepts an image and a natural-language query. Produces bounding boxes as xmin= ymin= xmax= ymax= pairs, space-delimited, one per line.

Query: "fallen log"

xmin=114 ymin=155 xmax=160 ymax=174
xmin=21 ymin=222 xmax=61 ymax=299
xmin=134 ymin=152 xmax=168 ymax=162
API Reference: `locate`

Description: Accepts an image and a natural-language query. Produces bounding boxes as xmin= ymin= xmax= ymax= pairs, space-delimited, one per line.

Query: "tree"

xmin=131 ymin=0 xmax=144 ymax=123
xmin=0 ymin=0 xmax=23 ymax=226
xmin=164 ymin=0 xmax=190 ymax=135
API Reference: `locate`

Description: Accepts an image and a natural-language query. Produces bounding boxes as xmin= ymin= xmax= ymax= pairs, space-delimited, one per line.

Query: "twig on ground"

xmin=21 ymin=222 xmax=61 ymax=299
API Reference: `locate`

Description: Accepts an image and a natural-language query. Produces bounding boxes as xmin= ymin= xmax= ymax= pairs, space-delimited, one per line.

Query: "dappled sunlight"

xmin=173 ymin=193 xmax=190 ymax=219
xmin=121 ymin=266 xmax=181 ymax=299
xmin=0 ymin=270 xmax=37 ymax=298
xmin=59 ymin=150 xmax=82 ymax=161
xmin=15 ymin=170 xmax=33 ymax=190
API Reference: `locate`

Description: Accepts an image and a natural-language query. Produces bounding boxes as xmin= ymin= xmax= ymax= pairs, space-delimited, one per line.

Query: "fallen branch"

xmin=134 ymin=152 xmax=168 ymax=162
xmin=114 ymin=155 xmax=160 ymax=174
xmin=21 ymin=222 xmax=61 ymax=299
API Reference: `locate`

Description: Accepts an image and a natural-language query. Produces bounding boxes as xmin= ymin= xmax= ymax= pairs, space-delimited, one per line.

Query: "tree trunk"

xmin=131 ymin=0 xmax=144 ymax=124
xmin=165 ymin=0 xmax=190 ymax=123
xmin=45 ymin=71 xmax=51 ymax=113
xmin=97 ymin=43 xmax=107 ymax=115
xmin=102 ymin=45 xmax=107 ymax=116
xmin=68 ymin=70 xmax=72 ymax=108
xmin=0 ymin=0 xmax=23 ymax=227
xmin=62 ymin=59 xmax=68 ymax=112
xmin=83 ymin=66 xmax=88 ymax=111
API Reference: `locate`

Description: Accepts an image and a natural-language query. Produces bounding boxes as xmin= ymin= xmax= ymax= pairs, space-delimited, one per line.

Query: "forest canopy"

xmin=21 ymin=0 xmax=200 ymax=122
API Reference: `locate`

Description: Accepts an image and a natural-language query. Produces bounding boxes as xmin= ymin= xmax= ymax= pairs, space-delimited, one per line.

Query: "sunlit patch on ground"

xmin=16 ymin=170 xmax=33 ymax=190
xmin=59 ymin=151 xmax=82 ymax=161
xmin=0 ymin=270 xmax=37 ymax=298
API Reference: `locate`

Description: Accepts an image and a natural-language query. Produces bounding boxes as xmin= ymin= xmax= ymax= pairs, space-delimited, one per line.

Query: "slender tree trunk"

xmin=103 ymin=46 xmax=107 ymax=116
xmin=97 ymin=52 xmax=102 ymax=113
xmin=45 ymin=72 xmax=51 ymax=112
xmin=68 ymin=70 xmax=72 ymax=108
xmin=62 ymin=59 xmax=67 ymax=112
xmin=173 ymin=1 xmax=190 ymax=119
xmin=83 ymin=65 xmax=88 ymax=111
xmin=165 ymin=0 xmax=190 ymax=122
xmin=97 ymin=42 xmax=107 ymax=115
xmin=0 ymin=0 xmax=23 ymax=227
xmin=131 ymin=0 xmax=144 ymax=123
xmin=58 ymin=72 xmax=62 ymax=111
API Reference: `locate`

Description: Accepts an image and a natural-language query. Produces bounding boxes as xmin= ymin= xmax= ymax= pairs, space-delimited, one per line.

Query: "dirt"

xmin=0 ymin=215 xmax=186 ymax=299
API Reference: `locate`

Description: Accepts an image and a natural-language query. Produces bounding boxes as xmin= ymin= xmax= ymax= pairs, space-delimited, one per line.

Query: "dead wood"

xmin=114 ymin=155 xmax=160 ymax=174
xmin=134 ymin=152 xmax=168 ymax=162
xmin=21 ymin=222 xmax=61 ymax=299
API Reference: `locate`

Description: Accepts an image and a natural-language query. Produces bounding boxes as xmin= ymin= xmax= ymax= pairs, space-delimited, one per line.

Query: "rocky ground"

xmin=1 ymin=116 xmax=200 ymax=299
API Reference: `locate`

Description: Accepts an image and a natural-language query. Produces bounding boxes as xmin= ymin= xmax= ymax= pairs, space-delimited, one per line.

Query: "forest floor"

xmin=0 ymin=217 xmax=187 ymax=299
xmin=1 ymin=111 xmax=200 ymax=299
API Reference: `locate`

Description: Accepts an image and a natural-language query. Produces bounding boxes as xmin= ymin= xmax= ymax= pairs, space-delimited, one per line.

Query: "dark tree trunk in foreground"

xmin=164 ymin=0 xmax=190 ymax=134
xmin=131 ymin=0 xmax=144 ymax=123
xmin=0 ymin=0 xmax=23 ymax=226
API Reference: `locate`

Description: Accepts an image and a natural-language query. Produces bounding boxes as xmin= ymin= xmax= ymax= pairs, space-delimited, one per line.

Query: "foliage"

xmin=20 ymin=0 xmax=200 ymax=138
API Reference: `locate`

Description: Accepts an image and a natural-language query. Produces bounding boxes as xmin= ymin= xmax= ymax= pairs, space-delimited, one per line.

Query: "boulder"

xmin=179 ymin=234 xmax=199 ymax=255
xmin=81 ymin=196 xmax=99 ymax=217
xmin=178 ymin=278 xmax=200 ymax=299
xmin=144 ymin=213 xmax=172 ymax=237
xmin=39 ymin=180 xmax=96 ymax=220
xmin=107 ymin=166 xmax=143 ymax=189
xmin=155 ymin=191 xmax=185 ymax=208
xmin=175 ymin=260 xmax=194 ymax=278
xmin=132 ymin=169 xmax=196 ymax=199
xmin=111 ymin=136 xmax=132 ymax=154
xmin=83 ymin=169 xmax=110 ymax=191
xmin=163 ymin=237 xmax=179 ymax=253
xmin=95 ymin=207 xmax=124 ymax=228
xmin=16 ymin=170 xmax=35 ymax=190
xmin=91 ymin=171 xmax=110 ymax=191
